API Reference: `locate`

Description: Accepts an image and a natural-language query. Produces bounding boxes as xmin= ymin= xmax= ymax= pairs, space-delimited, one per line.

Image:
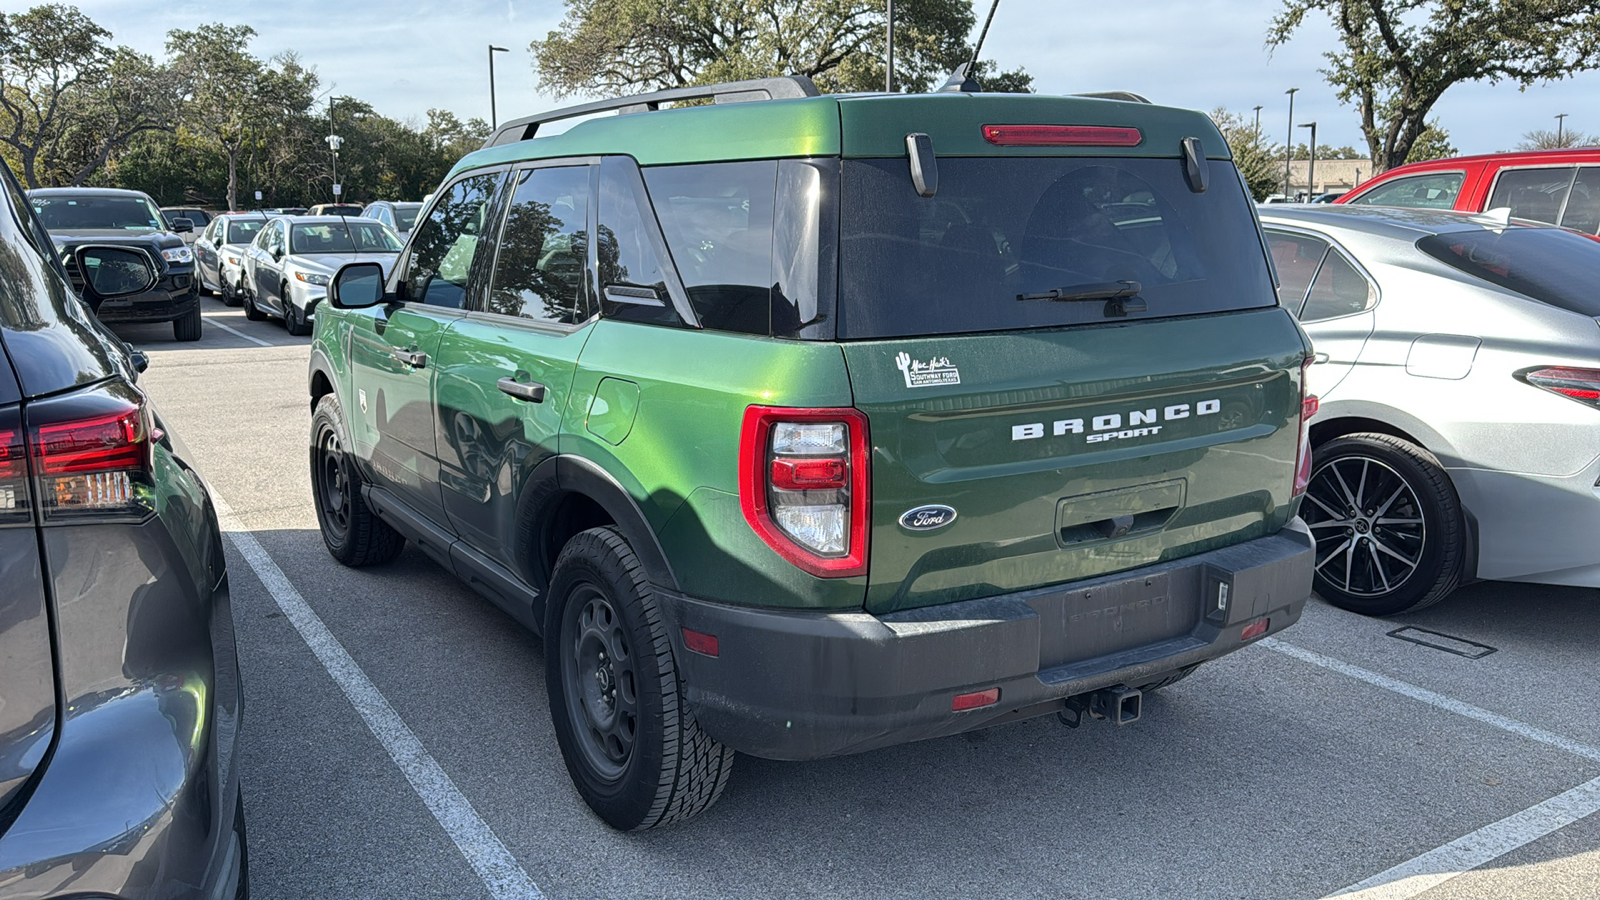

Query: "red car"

xmin=1335 ymin=148 xmax=1600 ymax=237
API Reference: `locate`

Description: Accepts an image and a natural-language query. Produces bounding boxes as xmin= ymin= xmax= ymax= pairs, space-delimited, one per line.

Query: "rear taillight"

xmin=740 ymin=406 xmax=870 ymax=577
xmin=1293 ymin=358 xmax=1319 ymax=498
xmin=0 ymin=409 xmax=28 ymax=524
xmin=1521 ymin=367 xmax=1600 ymax=409
xmin=26 ymin=387 xmax=156 ymax=521
xmin=982 ymin=124 xmax=1143 ymax=147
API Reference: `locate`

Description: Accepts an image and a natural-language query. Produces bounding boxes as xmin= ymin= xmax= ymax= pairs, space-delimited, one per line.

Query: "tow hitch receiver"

xmin=1058 ymin=684 xmax=1143 ymax=728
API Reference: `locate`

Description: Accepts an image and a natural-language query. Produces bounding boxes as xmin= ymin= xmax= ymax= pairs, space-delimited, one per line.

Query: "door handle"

xmin=497 ymin=377 xmax=546 ymax=403
xmin=392 ymin=348 xmax=428 ymax=369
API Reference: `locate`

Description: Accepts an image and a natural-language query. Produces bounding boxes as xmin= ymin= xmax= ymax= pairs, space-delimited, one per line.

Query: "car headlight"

xmin=224 ymin=254 xmax=240 ymax=266
xmin=161 ymin=246 xmax=192 ymax=264
xmin=294 ymin=271 xmax=330 ymax=286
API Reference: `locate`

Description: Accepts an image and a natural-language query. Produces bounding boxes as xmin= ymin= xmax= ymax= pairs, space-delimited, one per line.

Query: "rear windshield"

xmin=32 ymin=194 xmax=165 ymax=232
xmin=395 ymin=205 xmax=422 ymax=230
xmin=837 ymin=157 xmax=1275 ymax=338
xmin=1417 ymin=227 xmax=1600 ymax=316
xmin=226 ymin=220 xmax=264 ymax=244
xmin=289 ymin=221 xmax=401 ymax=254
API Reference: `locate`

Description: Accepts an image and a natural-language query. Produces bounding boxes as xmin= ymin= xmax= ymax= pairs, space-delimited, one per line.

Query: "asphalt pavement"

xmin=111 ymin=300 xmax=1600 ymax=899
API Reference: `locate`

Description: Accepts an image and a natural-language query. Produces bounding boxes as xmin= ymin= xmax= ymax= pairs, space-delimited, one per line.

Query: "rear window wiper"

xmin=1017 ymin=280 xmax=1146 ymax=316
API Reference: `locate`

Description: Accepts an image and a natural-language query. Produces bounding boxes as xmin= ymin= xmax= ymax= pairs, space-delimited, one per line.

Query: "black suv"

xmin=28 ymin=187 xmax=203 ymax=341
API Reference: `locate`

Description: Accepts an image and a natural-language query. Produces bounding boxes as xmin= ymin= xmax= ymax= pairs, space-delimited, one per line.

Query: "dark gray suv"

xmin=0 ymin=164 xmax=246 ymax=897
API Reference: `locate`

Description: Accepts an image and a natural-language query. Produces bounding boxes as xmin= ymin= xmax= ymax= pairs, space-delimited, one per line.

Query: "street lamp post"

xmin=489 ymin=45 xmax=509 ymax=129
xmin=324 ymin=94 xmax=342 ymax=199
xmin=1284 ymin=88 xmax=1299 ymax=198
xmin=1253 ymin=105 xmax=1263 ymax=136
xmin=1299 ymin=121 xmax=1317 ymax=200
xmin=1557 ymin=113 xmax=1569 ymax=146
xmin=886 ymin=0 xmax=895 ymax=92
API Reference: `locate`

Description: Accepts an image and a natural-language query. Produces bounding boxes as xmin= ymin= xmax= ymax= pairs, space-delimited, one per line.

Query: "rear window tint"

xmin=1487 ymin=167 xmax=1576 ymax=225
xmin=643 ymin=161 xmax=776 ymax=334
xmin=837 ymin=157 xmax=1275 ymax=339
xmin=1348 ymin=172 xmax=1464 ymax=210
xmin=1417 ymin=227 xmax=1600 ymax=316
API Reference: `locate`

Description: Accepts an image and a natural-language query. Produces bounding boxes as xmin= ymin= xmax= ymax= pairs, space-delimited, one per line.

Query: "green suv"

xmin=308 ymin=76 xmax=1317 ymax=830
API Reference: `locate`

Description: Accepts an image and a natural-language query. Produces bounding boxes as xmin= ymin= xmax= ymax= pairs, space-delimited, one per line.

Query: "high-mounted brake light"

xmin=982 ymin=124 xmax=1143 ymax=147
xmin=1293 ymin=357 xmax=1319 ymax=498
xmin=26 ymin=389 xmax=156 ymax=521
xmin=1521 ymin=367 xmax=1600 ymax=409
xmin=740 ymin=406 xmax=870 ymax=578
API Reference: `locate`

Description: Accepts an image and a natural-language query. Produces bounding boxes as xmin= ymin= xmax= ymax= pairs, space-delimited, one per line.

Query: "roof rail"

xmin=1072 ymin=91 xmax=1152 ymax=104
xmin=483 ymin=76 xmax=822 ymax=149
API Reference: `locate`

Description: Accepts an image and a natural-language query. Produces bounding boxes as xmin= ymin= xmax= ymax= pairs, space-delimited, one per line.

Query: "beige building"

xmin=1282 ymin=158 xmax=1377 ymax=198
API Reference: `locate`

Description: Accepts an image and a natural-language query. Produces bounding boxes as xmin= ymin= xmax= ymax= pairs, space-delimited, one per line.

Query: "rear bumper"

xmin=660 ymin=518 xmax=1314 ymax=760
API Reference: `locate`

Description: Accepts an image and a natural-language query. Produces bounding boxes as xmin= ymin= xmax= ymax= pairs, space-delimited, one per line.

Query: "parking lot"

xmin=114 ymin=307 xmax=1600 ymax=900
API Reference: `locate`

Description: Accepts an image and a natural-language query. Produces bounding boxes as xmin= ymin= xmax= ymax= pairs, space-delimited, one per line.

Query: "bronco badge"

xmin=899 ymin=505 xmax=958 ymax=531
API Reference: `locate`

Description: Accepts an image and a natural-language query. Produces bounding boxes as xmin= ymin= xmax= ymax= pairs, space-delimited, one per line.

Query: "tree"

xmin=167 ymin=23 xmax=267 ymax=211
xmin=1268 ymin=0 xmax=1600 ymax=173
xmin=1518 ymin=127 xmax=1600 ymax=150
xmin=1289 ymin=144 xmax=1365 ymax=160
xmin=1210 ymin=108 xmax=1285 ymax=201
xmin=530 ymin=0 xmax=1031 ymax=98
xmin=1405 ymin=121 xmax=1455 ymax=162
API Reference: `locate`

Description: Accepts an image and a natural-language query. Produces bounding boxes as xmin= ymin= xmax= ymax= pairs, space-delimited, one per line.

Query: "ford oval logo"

xmin=900 ymin=505 xmax=957 ymax=532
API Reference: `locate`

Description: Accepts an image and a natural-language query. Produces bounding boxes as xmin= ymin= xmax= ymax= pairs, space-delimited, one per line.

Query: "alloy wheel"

xmin=1303 ymin=456 xmax=1425 ymax=597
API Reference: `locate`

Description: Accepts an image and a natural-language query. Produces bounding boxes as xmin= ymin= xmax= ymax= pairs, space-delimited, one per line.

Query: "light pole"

xmin=886 ymin=0 xmax=895 ymax=92
xmin=489 ymin=45 xmax=509 ymax=128
xmin=1557 ymin=113 xmax=1569 ymax=146
xmin=1253 ymin=105 xmax=1263 ymax=136
xmin=325 ymin=94 xmax=342 ymax=199
xmin=1284 ymin=88 xmax=1299 ymax=198
xmin=1299 ymin=121 xmax=1317 ymax=199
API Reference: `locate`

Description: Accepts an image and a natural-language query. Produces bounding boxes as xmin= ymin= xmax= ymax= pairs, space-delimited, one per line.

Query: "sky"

xmin=69 ymin=0 xmax=1600 ymax=157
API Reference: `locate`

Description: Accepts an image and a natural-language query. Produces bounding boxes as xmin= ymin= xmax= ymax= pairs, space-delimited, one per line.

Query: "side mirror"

xmin=170 ymin=217 xmax=194 ymax=233
xmin=72 ymin=245 xmax=159 ymax=313
xmin=129 ymin=350 xmax=150 ymax=373
xmin=329 ymin=261 xmax=386 ymax=309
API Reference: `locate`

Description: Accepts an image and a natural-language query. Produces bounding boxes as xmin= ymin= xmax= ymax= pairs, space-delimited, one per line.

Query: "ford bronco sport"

xmin=308 ymin=76 xmax=1317 ymax=831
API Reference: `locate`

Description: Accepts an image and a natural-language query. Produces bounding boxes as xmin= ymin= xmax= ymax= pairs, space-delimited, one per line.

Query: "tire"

xmin=310 ymin=394 xmax=405 ymax=566
xmin=546 ymin=526 xmax=734 ymax=831
xmin=222 ymin=274 xmax=243 ymax=308
xmin=1302 ymin=433 xmax=1464 ymax=616
xmin=242 ymin=283 xmax=265 ymax=321
xmin=233 ymin=784 xmax=250 ymax=900
xmin=285 ymin=299 xmax=311 ymax=336
xmin=173 ymin=303 xmax=203 ymax=342
xmin=277 ymin=284 xmax=295 ymax=331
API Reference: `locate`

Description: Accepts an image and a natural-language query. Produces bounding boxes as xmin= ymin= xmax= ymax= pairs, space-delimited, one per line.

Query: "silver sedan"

xmin=1259 ymin=205 xmax=1600 ymax=615
xmin=193 ymin=212 xmax=268 ymax=307
xmin=241 ymin=216 xmax=401 ymax=336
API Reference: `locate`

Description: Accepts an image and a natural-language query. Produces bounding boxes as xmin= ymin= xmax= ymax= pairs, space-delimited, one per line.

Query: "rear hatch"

xmin=834 ymin=96 xmax=1308 ymax=614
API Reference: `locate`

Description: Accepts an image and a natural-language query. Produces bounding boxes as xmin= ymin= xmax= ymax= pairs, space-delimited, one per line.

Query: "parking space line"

xmin=1260 ymin=638 xmax=1600 ymax=899
xmin=1260 ymin=638 xmax=1600 ymax=762
xmin=1329 ymin=775 xmax=1600 ymax=899
xmin=203 ymin=316 xmax=274 ymax=347
xmin=212 ymin=494 xmax=544 ymax=900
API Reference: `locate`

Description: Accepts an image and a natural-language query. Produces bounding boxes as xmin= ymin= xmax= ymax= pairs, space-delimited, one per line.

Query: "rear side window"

xmin=1559 ymin=167 xmax=1600 ymax=236
xmin=837 ymin=157 xmax=1275 ymax=338
xmin=1300 ymin=252 xmax=1375 ymax=322
xmin=643 ymin=161 xmax=777 ymax=334
xmin=227 ymin=219 xmax=263 ymax=244
xmin=1265 ymin=231 xmax=1330 ymax=310
xmin=598 ymin=157 xmax=683 ymax=327
xmin=404 ymin=171 xmax=503 ymax=308
xmin=1487 ymin=167 xmax=1577 ymax=225
xmin=1349 ymin=172 xmax=1464 ymax=210
xmin=1418 ymin=227 xmax=1600 ymax=316
xmin=486 ymin=165 xmax=591 ymax=325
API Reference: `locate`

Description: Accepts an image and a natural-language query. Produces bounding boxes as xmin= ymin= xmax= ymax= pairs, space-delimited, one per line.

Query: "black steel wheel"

xmin=546 ymin=526 xmax=734 ymax=831
xmin=1302 ymin=433 xmax=1463 ymax=615
xmin=310 ymin=394 xmax=404 ymax=566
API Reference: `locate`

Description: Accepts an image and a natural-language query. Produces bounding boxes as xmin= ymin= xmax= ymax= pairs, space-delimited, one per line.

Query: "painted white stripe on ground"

xmin=1261 ymin=638 xmax=1600 ymax=763
xmin=213 ymin=493 xmax=543 ymax=900
xmin=1328 ymin=776 xmax=1600 ymax=900
xmin=1260 ymin=638 xmax=1600 ymax=899
xmin=202 ymin=316 xmax=273 ymax=347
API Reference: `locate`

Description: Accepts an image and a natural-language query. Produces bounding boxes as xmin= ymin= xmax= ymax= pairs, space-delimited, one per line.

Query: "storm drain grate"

xmin=1387 ymin=626 xmax=1498 ymax=659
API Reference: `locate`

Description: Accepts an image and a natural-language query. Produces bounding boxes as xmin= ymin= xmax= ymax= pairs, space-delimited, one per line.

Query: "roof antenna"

xmin=938 ymin=0 xmax=1001 ymax=94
